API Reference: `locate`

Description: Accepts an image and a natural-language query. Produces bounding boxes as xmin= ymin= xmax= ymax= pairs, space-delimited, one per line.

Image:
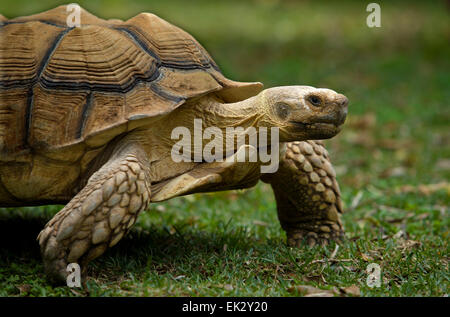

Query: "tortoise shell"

xmin=0 ymin=5 xmax=262 ymax=156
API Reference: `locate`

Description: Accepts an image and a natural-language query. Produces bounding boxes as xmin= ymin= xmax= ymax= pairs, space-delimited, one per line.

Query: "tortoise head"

xmin=259 ymin=86 xmax=348 ymax=141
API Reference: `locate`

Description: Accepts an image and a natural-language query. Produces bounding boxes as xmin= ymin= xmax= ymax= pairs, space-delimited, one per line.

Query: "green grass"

xmin=0 ymin=0 xmax=448 ymax=296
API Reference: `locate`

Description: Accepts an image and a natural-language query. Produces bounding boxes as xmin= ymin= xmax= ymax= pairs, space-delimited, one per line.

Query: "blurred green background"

xmin=0 ymin=0 xmax=448 ymax=296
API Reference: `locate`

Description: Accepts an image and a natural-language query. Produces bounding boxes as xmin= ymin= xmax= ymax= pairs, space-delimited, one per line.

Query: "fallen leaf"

xmin=436 ymin=159 xmax=450 ymax=171
xmin=70 ymin=289 xmax=84 ymax=296
xmin=395 ymin=182 xmax=450 ymax=196
xmin=224 ymin=284 xmax=233 ymax=291
xmin=347 ymin=112 xmax=376 ymax=130
xmin=330 ymin=245 xmax=339 ymax=260
xmin=365 ymin=216 xmax=381 ymax=227
xmin=343 ymin=266 xmax=359 ymax=272
xmin=253 ymin=220 xmax=269 ymax=226
xmin=360 ymin=252 xmax=373 ymax=262
xmin=310 ymin=258 xmax=353 ymax=264
xmin=340 ymin=285 xmax=361 ymax=297
xmin=393 ymin=230 xmax=406 ymax=240
xmin=304 ymin=292 xmax=335 ymax=297
xmin=356 ymin=244 xmax=373 ymax=262
xmin=378 ymin=139 xmax=412 ymax=151
xmin=301 ymin=275 xmax=323 ymax=283
xmin=350 ymin=191 xmax=364 ymax=210
xmin=380 ymin=166 xmax=407 ymax=178
xmin=352 ymin=134 xmax=375 ymax=148
xmin=288 ymin=285 xmax=336 ymax=297
xmin=397 ymin=239 xmax=421 ymax=250
xmin=386 ymin=217 xmax=407 ymax=224
xmin=333 ymin=165 xmax=348 ymax=176
xmin=416 ymin=213 xmax=430 ymax=220
xmin=378 ymin=204 xmax=409 ymax=213
xmin=16 ymin=284 xmax=31 ymax=295
xmin=155 ymin=205 xmax=166 ymax=212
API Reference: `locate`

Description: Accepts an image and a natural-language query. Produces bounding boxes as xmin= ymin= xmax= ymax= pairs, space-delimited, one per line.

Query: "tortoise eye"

xmin=308 ymin=95 xmax=322 ymax=107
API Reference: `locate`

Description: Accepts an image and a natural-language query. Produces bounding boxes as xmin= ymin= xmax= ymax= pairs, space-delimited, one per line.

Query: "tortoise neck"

xmin=159 ymin=93 xmax=266 ymax=148
xmin=194 ymin=94 xmax=263 ymax=130
xmin=159 ymin=93 xmax=274 ymax=162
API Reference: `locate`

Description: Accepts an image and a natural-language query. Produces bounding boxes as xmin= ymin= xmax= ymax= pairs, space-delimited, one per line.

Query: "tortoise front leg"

xmin=262 ymin=141 xmax=344 ymax=247
xmin=37 ymin=142 xmax=151 ymax=284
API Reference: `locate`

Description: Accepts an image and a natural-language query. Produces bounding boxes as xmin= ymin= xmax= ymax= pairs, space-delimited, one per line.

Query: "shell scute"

xmin=0 ymin=5 xmax=263 ymax=154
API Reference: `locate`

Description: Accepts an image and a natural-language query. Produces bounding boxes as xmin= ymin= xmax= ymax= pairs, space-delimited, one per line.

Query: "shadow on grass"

xmin=0 ymin=213 xmax=258 ymax=282
xmin=0 ymin=215 xmax=46 ymax=260
xmin=90 ymin=221 xmax=258 ymax=281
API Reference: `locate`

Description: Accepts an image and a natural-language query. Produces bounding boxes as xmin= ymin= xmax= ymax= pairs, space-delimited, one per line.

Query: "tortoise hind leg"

xmin=37 ymin=141 xmax=151 ymax=284
xmin=261 ymin=141 xmax=344 ymax=247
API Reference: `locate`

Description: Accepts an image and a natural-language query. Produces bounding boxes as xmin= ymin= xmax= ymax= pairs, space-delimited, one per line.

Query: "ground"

xmin=0 ymin=0 xmax=448 ymax=296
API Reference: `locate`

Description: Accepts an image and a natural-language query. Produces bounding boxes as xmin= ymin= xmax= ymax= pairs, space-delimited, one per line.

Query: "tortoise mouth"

xmin=289 ymin=121 xmax=343 ymax=139
xmin=289 ymin=121 xmax=341 ymax=130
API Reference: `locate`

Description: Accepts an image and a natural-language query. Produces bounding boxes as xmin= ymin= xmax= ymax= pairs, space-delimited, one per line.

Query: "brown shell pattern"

xmin=0 ymin=5 xmax=263 ymax=155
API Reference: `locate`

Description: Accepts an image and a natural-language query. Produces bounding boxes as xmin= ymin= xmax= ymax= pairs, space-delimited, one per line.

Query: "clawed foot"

xmin=37 ymin=150 xmax=151 ymax=285
xmin=286 ymin=221 xmax=344 ymax=247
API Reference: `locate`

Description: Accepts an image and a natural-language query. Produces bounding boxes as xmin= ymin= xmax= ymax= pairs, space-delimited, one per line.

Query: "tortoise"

xmin=0 ymin=5 xmax=348 ymax=283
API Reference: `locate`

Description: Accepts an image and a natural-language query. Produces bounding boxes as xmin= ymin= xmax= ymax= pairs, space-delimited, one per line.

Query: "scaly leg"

xmin=262 ymin=140 xmax=344 ymax=246
xmin=37 ymin=141 xmax=151 ymax=283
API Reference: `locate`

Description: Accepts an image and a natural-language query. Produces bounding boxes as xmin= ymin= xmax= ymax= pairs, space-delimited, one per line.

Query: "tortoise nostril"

xmin=338 ymin=95 xmax=349 ymax=107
